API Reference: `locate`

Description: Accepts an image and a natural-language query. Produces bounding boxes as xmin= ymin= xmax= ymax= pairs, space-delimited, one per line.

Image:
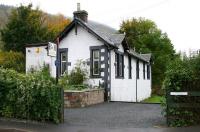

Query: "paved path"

xmin=0 ymin=102 xmax=200 ymax=132
xmin=65 ymin=102 xmax=165 ymax=128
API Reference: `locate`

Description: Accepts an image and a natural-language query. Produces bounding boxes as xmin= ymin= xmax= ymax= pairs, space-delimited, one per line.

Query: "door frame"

xmin=57 ymin=48 xmax=68 ymax=76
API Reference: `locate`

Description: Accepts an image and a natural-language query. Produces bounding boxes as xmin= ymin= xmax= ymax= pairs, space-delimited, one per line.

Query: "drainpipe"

xmin=136 ymin=60 xmax=138 ymax=102
xmin=56 ymin=37 xmax=59 ymax=84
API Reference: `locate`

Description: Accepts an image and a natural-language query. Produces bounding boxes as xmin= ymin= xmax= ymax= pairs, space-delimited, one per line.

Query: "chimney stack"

xmin=73 ymin=3 xmax=88 ymax=22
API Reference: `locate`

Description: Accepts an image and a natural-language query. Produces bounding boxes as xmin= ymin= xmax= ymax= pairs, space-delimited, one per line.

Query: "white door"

xmin=110 ymin=81 xmax=136 ymax=102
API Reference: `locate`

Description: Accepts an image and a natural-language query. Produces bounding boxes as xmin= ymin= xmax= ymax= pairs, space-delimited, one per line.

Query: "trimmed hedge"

xmin=0 ymin=68 xmax=61 ymax=123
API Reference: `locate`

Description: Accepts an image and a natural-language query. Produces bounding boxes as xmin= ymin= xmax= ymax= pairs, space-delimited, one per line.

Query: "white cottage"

xmin=26 ymin=8 xmax=152 ymax=102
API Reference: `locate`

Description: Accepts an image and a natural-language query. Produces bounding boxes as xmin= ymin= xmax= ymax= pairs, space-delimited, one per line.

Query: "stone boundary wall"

xmin=64 ymin=88 xmax=104 ymax=108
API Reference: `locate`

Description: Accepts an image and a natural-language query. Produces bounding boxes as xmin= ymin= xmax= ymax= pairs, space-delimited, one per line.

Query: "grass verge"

xmin=142 ymin=95 xmax=164 ymax=103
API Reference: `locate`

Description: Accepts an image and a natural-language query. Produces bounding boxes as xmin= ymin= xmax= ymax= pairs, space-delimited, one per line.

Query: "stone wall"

xmin=64 ymin=88 xmax=104 ymax=108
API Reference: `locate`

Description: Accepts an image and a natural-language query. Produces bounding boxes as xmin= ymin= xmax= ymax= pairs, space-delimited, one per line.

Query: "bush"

xmin=162 ymin=55 xmax=200 ymax=127
xmin=0 ymin=67 xmax=61 ymax=123
xmin=0 ymin=51 xmax=25 ymax=72
xmin=59 ymin=60 xmax=88 ymax=90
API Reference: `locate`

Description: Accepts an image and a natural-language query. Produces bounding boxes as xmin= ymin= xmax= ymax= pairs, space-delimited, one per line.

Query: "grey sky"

xmin=1 ymin=0 xmax=200 ymax=52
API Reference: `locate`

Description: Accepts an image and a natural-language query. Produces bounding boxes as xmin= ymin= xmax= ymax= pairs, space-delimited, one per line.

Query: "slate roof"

xmin=26 ymin=18 xmax=151 ymax=62
xmin=86 ymin=20 xmax=125 ymax=46
xmin=140 ymin=54 xmax=152 ymax=62
xmin=128 ymin=49 xmax=151 ymax=62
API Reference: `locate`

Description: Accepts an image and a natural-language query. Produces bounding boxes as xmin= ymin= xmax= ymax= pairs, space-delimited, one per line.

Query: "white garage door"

xmin=110 ymin=83 xmax=136 ymax=102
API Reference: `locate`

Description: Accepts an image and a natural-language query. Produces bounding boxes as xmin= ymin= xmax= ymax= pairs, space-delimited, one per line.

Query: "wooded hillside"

xmin=0 ymin=4 xmax=71 ymax=50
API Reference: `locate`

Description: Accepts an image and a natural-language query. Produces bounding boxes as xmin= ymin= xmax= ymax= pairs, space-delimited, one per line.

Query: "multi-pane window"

xmin=116 ymin=53 xmax=124 ymax=78
xmin=92 ymin=50 xmax=100 ymax=76
xmin=60 ymin=52 xmax=67 ymax=75
xmin=128 ymin=55 xmax=132 ymax=79
xmin=143 ymin=62 xmax=145 ymax=79
xmin=147 ymin=64 xmax=150 ymax=79
xmin=136 ymin=60 xmax=139 ymax=79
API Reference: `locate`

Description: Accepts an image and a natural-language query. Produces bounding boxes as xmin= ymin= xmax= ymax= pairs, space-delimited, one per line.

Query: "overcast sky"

xmin=1 ymin=0 xmax=200 ymax=52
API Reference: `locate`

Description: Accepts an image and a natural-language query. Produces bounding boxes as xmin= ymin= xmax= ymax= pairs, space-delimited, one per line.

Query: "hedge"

xmin=163 ymin=55 xmax=200 ymax=127
xmin=0 ymin=68 xmax=61 ymax=123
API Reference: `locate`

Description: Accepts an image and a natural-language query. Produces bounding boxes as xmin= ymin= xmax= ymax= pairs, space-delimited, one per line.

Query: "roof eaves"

xmin=128 ymin=50 xmax=149 ymax=62
xmin=26 ymin=42 xmax=48 ymax=47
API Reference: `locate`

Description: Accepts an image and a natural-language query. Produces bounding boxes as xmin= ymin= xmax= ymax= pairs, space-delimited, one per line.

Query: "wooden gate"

xmin=166 ymin=80 xmax=200 ymax=126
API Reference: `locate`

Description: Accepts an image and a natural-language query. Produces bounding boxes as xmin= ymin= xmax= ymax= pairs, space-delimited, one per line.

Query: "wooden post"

xmin=166 ymin=89 xmax=169 ymax=126
xmin=56 ymin=37 xmax=64 ymax=123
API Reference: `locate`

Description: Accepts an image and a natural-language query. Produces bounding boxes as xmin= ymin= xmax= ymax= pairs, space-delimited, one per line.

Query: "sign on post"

xmin=48 ymin=42 xmax=57 ymax=57
xmin=170 ymin=92 xmax=188 ymax=96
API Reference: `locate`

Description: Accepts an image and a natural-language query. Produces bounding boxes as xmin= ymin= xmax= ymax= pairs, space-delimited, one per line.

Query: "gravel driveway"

xmin=64 ymin=102 xmax=166 ymax=128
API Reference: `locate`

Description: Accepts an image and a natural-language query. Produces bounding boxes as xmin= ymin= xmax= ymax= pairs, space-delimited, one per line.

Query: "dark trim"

xmin=108 ymin=49 xmax=111 ymax=101
xmin=115 ymin=50 xmax=124 ymax=79
xmin=128 ymin=55 xmax=132 ymax=79
xmin=57 ymin=48 xmax=68 ymax=77
xmin=90 ymin=46 xmax=102 ymax=78
xmin=143 ymin=62 xmax=146 ymax=79
xmin=55 ymin=19 xmax=118 ymax=49
xmin=147 ymin=64 xmax=150 ymax=80
xmin=136 ymin=61 xmax=138 ymax=102
xmin=136 ymin=59 xmax=140 ymax=79
xmin=127 ymin=51 xmax=149 ymax=63
xmin=54 ymin=21 xmax=75 ymax=42
xmin=26 ymin=43 xmax=48 ymax=47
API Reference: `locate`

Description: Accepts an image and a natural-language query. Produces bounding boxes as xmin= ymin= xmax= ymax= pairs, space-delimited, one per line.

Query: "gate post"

xmin=60 ymin=87 xmax=64 ymax=123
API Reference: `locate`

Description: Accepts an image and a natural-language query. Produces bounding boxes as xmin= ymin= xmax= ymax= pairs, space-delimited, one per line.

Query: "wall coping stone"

xmin=64 ymin=88 xmax=104 ymax=93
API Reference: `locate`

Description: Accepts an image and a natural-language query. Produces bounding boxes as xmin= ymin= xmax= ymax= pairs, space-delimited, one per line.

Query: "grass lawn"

xmin=142 ymin=95 xmax=164 ymax=103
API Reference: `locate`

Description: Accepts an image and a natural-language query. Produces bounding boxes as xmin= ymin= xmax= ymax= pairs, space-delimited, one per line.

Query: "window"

xmin=136 ymin=60 xmax=139 ymax=79
xmin=147 ymin=64 xmax=150 ymax=79
xmin=143 ymin=62 xmax=145 ymax=79
xmin=60 ymin=52 xmax=67 ymax=75
xmin=116 ymin=52 xmax=124 ymax=78
xmin=128 ymin=55 xmax=132 ymax=79
xmin=92 ymin=49 xmax=100 ymax=76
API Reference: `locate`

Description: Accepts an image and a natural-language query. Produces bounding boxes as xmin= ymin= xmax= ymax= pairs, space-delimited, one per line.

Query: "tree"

xmin=0 ymin=51 xmax=25 ymax=72
xmin=45 ymin=14 xmax=71 ymax=39
xmin=0 ymin=4 xmax=51 ymax=53
xmin=120 ymin=18 xmax=176 ymax=93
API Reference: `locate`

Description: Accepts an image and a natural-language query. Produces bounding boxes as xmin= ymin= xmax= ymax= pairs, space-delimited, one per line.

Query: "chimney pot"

xmin=77 ymin=3 xmax=80 ymax=11
xmin=73 ymin=3 xmax=88 ymax=22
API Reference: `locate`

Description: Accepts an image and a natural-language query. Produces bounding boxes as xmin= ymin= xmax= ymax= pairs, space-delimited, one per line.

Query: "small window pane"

xmin=61 ymin=62 xmax=67 ymax=75
xmin=93 ymin=50 xmax=99 ymax=59
xmin=92 ymin=50 xmax=100 ymax=76
xmin=60 ymin=52 xmax=67 ymax=75
xmin=93 ymin=61 xmax=99 ymax=75
xmin=116 ymin=53 xmax=124 ymax=78
xmin=61 ymin=53 xmax=67 ymax=61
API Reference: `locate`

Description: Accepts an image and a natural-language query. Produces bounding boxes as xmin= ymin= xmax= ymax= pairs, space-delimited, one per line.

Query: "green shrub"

xmin=0 ymin=51 xmax=25 ymax=72
xmin=0 ymin=67 xmax=61 ymax=123
xmin=59 ymin=60 xmax=88 ymax=90
xmin=162 ymin=56 xmax=200 ymax=127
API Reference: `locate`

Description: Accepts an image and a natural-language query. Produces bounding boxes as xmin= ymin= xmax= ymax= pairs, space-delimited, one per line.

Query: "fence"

xmin=166 ymin=79 xmax=200 ymax=126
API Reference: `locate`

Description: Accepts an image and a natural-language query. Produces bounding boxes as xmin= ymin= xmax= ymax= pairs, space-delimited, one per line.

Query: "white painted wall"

xmin=110 ymin=50 xmax=137 ymax=102
xmin=136 ymin=61 xmax=151 ymax=101
xmin=26 ymin=46 xmax=56 ymax=77
xmin=25 ymin=24 xmax=151 ymax=102
xmin=110 ymin=49 xmax=151 ymax=102
xmin=59 ymin=25 xmax=104 ymax=87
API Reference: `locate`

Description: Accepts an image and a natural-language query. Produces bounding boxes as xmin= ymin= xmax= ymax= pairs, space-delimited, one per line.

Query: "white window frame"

xmin=92 ymin=50 xmax=100 ymax=76
xmin=60 ymin=52 xmax=67 ymax=76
